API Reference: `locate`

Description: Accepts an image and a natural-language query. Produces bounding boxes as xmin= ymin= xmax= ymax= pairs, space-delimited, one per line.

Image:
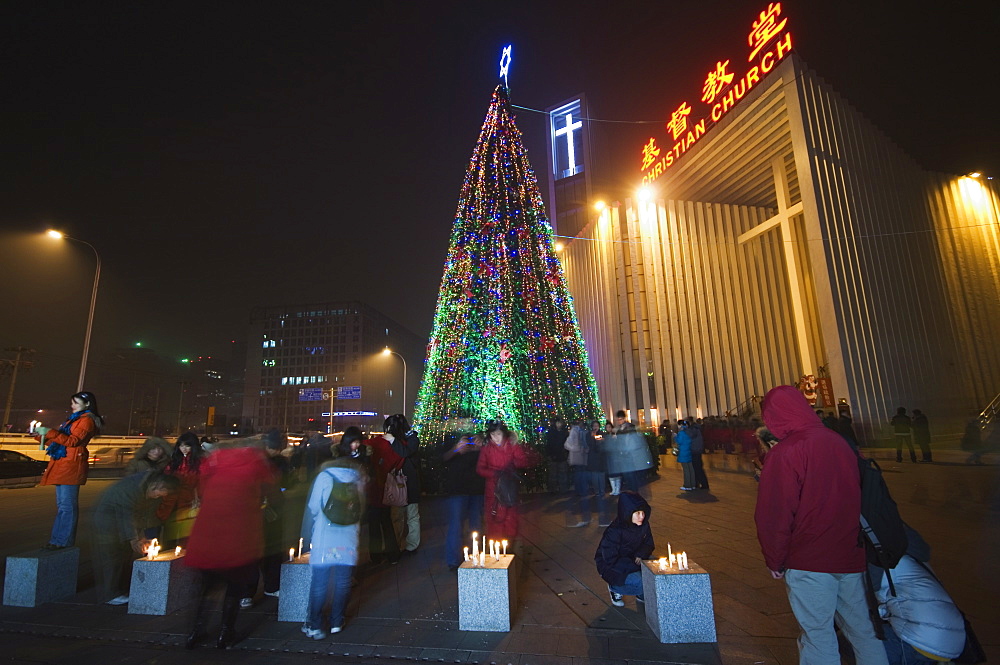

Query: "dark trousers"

xmin=895 ymin=434 xmax=916 ymax=462
xmin=692 ymin=452 xmax=709 ymax=489
xmin=368 ymin=506 xmax=399 ymax=562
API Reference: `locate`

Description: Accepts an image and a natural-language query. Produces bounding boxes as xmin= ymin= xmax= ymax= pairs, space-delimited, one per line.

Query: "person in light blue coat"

xmin=300 ymin=429 xmax=367 ymax=638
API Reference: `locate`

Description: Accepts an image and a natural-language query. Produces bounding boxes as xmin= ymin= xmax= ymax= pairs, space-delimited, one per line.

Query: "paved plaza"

xmin=1 ymin=448 xmax=997 ymax=665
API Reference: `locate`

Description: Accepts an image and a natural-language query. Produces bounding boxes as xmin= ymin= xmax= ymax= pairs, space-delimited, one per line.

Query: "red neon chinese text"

xmin=748 ymin=2 xmax=788 ymax=61
xmin=666 ymin=102 xmax=692 ymax=140
xmin=640 ymin=138 xmax=661 ymax=170
xmin=701 ymin=60 xmax=735 ymax=103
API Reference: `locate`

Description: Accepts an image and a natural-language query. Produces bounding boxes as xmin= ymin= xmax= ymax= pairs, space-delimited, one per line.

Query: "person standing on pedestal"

xmin=755 ymin=385 xmax=888 ymax=665
xmin=891 ymin=407 xmax=916 ymax=463
xmin=911 ymin=410 xmax=933 ymax=463
xmin=594 ymin=491 xmax=653 ymax=607
xmin=34 ymin=391 xmax=104 ymax=550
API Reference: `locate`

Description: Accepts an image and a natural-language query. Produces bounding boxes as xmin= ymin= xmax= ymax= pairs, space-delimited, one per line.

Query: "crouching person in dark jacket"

xmin=594 ymin=491 xmax=654 ymax=607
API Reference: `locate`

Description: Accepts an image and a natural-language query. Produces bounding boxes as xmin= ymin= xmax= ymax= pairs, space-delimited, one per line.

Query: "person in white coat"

xmin=300 ymin=429 xmax=367 ymax=638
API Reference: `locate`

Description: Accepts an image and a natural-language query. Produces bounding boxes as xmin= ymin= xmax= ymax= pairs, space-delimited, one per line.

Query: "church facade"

xmin=551 ymin=18 xmax=999 ymax=439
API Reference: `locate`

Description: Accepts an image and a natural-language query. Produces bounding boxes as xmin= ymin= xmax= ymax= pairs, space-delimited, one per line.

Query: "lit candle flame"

xmin=502 ymin=539 xmax=508 ymax=556
xmin=146 ymin=538 xmax=160 ymax=560
xmin=175 ymin=546 xmax=182 ymax=557
xmin=289 ymin=547 xmax=295 ymax=562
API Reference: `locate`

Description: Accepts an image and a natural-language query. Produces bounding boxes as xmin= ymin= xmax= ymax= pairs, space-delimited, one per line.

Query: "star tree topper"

xmin=499 ymin=45 xmax=512 ymax=88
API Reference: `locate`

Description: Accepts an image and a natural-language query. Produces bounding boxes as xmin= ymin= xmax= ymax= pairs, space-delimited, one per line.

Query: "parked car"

xmin=0 ymin=450 xmax=48 ymax=479
xmin=88 ymin=447 xmax=134 ymax=467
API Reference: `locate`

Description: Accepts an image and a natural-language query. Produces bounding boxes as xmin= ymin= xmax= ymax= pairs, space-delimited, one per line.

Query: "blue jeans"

xmin=307 ymin=564 xmax=353 ymax=630
xmin=50 ymin=484 xmax=80 ymax=547
xmin=446 ymin=494 xmax=484 ymax=568
xmin=609 ymin=570 xmax=644 ymax=599
xmin=574 ymin=469 xmax=607 ymax=523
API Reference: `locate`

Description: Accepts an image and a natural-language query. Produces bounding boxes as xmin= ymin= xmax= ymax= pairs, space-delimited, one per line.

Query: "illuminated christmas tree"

xmin=414 ymin=83 xmax=603 ymax=443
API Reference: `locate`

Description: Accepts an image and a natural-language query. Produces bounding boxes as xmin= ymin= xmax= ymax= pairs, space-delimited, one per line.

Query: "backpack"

xmin=322 ymin=470 xmax=362 ymax=525
xmin=494 ymin=465 xmax=521 ymax=508
xmin=857 ymin=455 xmax=908 ymax=592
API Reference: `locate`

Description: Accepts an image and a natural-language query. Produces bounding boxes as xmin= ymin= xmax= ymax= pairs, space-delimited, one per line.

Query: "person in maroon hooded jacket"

xmin=754 ymin=385 xmax=887 ymax=665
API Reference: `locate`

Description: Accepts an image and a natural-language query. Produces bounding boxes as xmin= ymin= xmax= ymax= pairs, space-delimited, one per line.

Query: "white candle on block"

xmin=489 ymin=540 xmax=494 ymax=558
xmin=175 ymin=546 xmax=182 ymax=557
xmin=472 ymin=534 xmax=478 ymax=560
xmin=289 ymin=548 xmax=295 ymax=562
xmin=482 ymin=535 xmax=486 ymax=557
xmin=502 ymin=539 xmax=508 ymax=555
xmin=464 ymin=546 xmax=469 ymax=561
xmin=668 ymin=542 xmax=672 ymax=558
xmin=479 ymin=551 xmax=485 ymax=567
xmin=298 ymin=538 xmax=303 ymax=559
xmin=658 ymin=557 xmax=667 ymax=571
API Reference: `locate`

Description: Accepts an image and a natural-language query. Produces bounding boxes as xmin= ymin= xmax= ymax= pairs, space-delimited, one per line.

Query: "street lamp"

xmin=382 ymin=347 xmax=407 ymax=415
xmin=46 ymin=230 xmax=101 ymax=392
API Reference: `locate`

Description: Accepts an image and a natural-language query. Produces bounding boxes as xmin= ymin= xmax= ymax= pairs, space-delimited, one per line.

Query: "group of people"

xmin=890 ymin=406 xmax=934 ymax=463
xmin=33 ymin=388 xmax=975 ymax=661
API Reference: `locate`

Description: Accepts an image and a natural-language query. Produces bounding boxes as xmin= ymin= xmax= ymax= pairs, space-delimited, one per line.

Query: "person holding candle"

xmin=476 ymin=421 xmax=540 ymax=544
xmin=34 ymin=391 xmax=104 ymax=550
xmin=299 ymin=428 xmax=367 ymax=638
xmin=91 ymin=470 xmax=180 ymax=605
xmin=594 ymin=491 xmax=654 ymax=607
xmin=184 ymin=436 xmax=274 ymax=650
xmin=443 ymin=434 xmax=485 ymax=571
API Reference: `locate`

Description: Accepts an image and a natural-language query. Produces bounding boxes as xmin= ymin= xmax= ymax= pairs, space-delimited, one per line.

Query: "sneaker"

xmin=608 ymin=586 xmax=624 ymax=607
xmin=680 ymin=486 xmax=695 ymax=491
xmin=264 ymin=590 xmax=280 ymax=598
xmin=239 ymin=597 xmax=253 ymax=609
xmin=636 ymin=595 xmax=645 ymax=604
xmin=330 ymin=625 xmax=342 ymax=634
xmin=567 ymin=521 xmax=589 ymax=528
xmin=106 ymin=595 xmax=129 ymax=606
xmin=301 ymin=624 xmax=324 ymax=640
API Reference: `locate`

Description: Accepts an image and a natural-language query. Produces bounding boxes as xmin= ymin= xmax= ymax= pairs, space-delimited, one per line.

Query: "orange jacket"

xmin=37 ymin=412 xmax=100 ymax=486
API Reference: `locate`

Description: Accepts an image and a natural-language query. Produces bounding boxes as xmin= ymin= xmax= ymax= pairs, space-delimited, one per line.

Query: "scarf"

xmin=47 ymin=410 xmax=92 ymax=460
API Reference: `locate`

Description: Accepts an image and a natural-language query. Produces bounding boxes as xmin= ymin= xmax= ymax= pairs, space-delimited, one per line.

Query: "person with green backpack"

xmin=300 ymin=427 xmax=367 ymax=638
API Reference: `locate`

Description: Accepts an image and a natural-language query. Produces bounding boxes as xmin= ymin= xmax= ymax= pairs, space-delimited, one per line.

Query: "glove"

xmin=35 ymin=426 xmax=50 ymax=438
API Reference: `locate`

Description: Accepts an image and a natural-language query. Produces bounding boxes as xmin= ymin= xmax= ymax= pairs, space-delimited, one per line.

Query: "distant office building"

xmin=551 ymin=9 xmax=1000 ymax=437
xmin=242 ymin=301 xmax=425 ymax=434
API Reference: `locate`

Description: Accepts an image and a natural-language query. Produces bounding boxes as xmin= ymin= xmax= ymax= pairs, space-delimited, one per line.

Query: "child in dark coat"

xmin=594 ymin=491 xmax=654 ymax=606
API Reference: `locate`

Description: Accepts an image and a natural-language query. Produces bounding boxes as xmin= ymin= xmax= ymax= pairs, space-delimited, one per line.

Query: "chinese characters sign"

xmin=640 ymin=3 xmax=794 ymax=184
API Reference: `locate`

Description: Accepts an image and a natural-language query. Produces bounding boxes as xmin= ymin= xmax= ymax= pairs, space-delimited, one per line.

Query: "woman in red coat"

xmin=364 ymin=423 xmax=405 ymax=564
xmin=476 ymin=421 xmax=540 ymax=541
xmin=34 ymin=391 xmax=104 ymax=549
xmin=184 ymin=437 xmax=273 ymax=649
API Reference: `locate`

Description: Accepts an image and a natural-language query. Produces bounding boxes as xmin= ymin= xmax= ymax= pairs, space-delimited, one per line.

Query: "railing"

xmin=980 ymin=392 xmax=1000 ymax=427
xmin=724 ymin=395 xmax=762 ymax=419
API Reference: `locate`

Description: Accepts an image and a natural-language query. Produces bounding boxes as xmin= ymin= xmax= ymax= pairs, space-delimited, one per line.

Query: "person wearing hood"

xmin=754 ymin=385 xmax=888 ymax=665
xmin=594 ymin=491 xmax=654 ymax=607
xmin=125 ymin=436 xmax=173 ymax=476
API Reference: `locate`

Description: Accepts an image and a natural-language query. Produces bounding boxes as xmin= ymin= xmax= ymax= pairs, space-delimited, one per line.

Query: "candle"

xmin=146 ymin=538 xmax=160 ymax=560
xmin=502 ymin=539 xmax=508 ymax=556
xmin=480 ymin=551 xmax=486 ymax=567
xmin=658 ymin=557 xmax=667 ymax=571
xmin=289 ymin=548 xmax=295 ymax=562
xmin=463 ymin=546 xmax=469 ymax=562
xmin=298 ymin=537 xmax=303 ymax=559
xmin=668 ymin=542 xmax=672 ymax=558
xmin=472 ymin=535 xmax=479 ymax=560
xmin=482 ymin=535 xmax=486 ymax=558
xmin=669 ymin=553 xmax=676 ymax=567
xmin=489 ymin=540 xmax=494 ymax=558
xmin=175 ymin=546 xmax=182 ymax=557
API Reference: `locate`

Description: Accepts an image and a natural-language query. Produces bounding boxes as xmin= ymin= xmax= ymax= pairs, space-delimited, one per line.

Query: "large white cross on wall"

xmin=737 ymin=155 xmax=814 ymax=374
xmin=555 ymin=112 xmax=582 ymax=175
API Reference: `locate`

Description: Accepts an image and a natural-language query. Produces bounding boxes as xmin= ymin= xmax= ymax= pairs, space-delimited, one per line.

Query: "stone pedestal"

xmin=128 ymin=551 xmax=199 ymax=615
xmin=641 ymin=560 xmax=716 ymax=643
xmin=3 ymin=547 xmax=80 ymax=607
xmin=277 ymin=553 xmax=310 ymax=622
xmin=458 ymin=554 xmax=515 ymax=632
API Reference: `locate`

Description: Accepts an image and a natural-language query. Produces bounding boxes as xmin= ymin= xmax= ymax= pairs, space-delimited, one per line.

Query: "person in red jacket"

xmin=34 ymin=391 xmax=104 ymax=549
xmin=183 ymin=437 xmax=274 ymax=650
xmin=475 ymin=421 xmax=540 ymax=541
xmin=754 ymin=385 xmax=887 ymax=665
xmin=364 ymin=424 xmax=405 ymax=564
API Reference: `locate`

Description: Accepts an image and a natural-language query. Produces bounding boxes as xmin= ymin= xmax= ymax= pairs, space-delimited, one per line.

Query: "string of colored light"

xmin=414 ymin=85 xmax=603 ymax=443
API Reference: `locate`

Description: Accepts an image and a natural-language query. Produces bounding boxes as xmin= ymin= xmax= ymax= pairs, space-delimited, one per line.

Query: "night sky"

xmin=2 ymin=1 xmax=998 ymax=415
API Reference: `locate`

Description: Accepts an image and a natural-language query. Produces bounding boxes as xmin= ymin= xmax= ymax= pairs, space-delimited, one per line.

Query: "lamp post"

xmin=46 ymin=230 xmax=101 ymax=392
xmin=382 ymin=347 xmax=407 ymax=415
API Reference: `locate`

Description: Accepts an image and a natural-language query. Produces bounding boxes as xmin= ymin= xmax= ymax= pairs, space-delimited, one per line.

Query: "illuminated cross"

xmin=737 ymin=155 xmax=814 ymax=373
xmin=555 ymin=112 xmax=583 ymax=175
